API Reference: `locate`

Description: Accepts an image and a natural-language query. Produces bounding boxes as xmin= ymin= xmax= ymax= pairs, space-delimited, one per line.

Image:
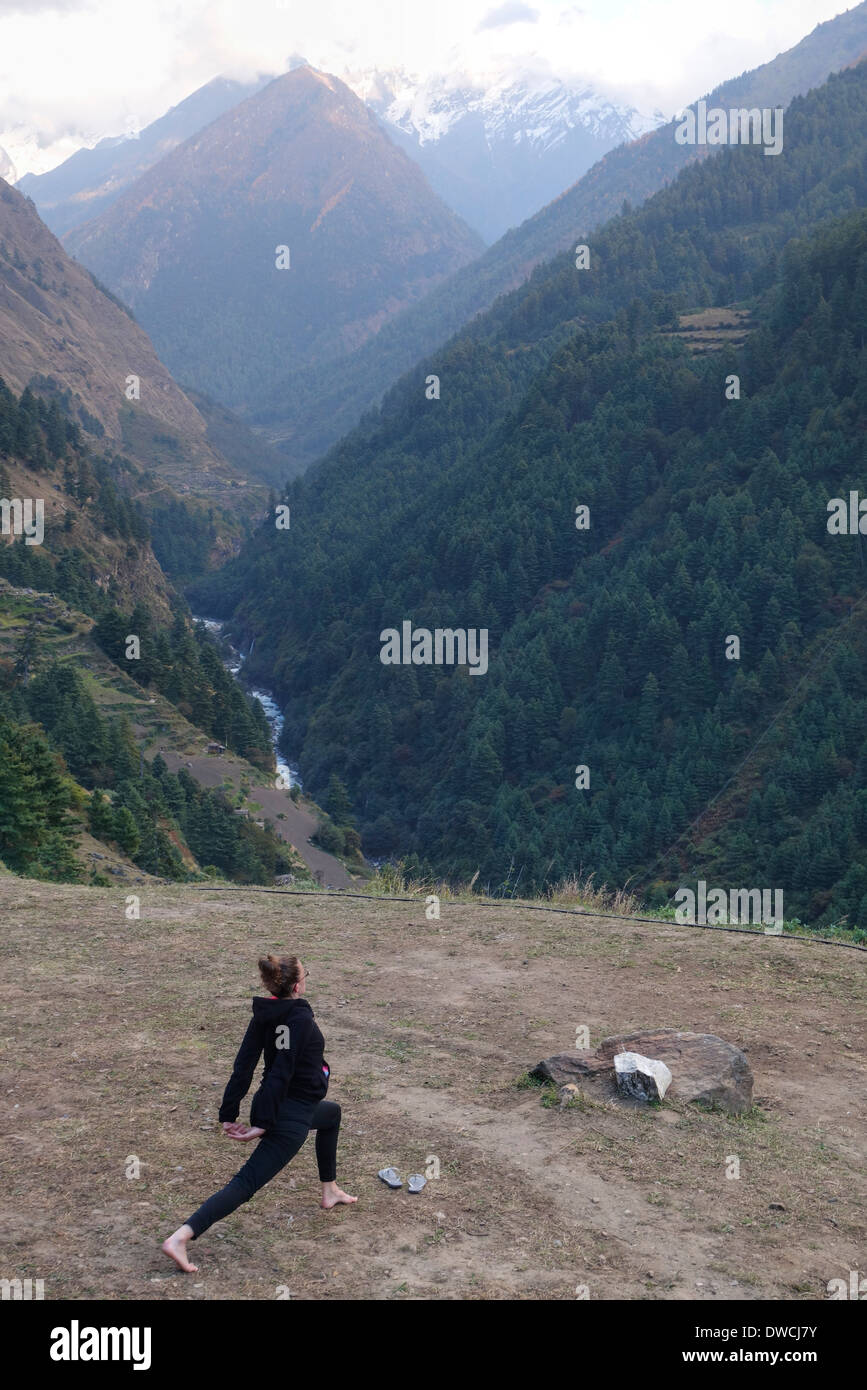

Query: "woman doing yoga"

xmin=163 ymin=953 xmax=356 ymax=1272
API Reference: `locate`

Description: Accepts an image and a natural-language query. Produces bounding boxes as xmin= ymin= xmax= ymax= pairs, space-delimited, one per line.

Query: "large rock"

xmin=530 ymin=1052 xmax=609 ymax=1087
xmin=600 ymin=1030 xmax=753 ymax=1114
xmin=532 ymin=1028 xmax=753 ymax=1114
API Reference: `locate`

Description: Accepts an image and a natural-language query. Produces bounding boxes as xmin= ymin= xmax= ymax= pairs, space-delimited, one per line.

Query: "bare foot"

xmin=321 ymin=1184 xmax=358 ymax=1210
xmin=162 ymin=1225 xmax=198 ymax=1273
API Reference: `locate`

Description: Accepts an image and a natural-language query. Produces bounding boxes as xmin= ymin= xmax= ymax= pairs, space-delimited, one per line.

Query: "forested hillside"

xmin=0 ymin=656 xmax=290 ymax=884
xmin=0 ymin=378 xmax=288 ymax=884
xmin=193 ymin=61 xmax=867 ymax=930
xmin=250 ymin=4 xmax=867 ymax=467
xmin=0 ymin=375 xmax=174 ymax=621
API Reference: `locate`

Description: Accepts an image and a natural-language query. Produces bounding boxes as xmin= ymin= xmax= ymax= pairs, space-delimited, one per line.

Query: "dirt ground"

xmin=0 ymin=877 xmax=864 ymax=1301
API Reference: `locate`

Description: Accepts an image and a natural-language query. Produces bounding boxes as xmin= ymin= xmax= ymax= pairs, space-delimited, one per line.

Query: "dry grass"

xmin=0 ymin=875 xmax=863 ymax=1301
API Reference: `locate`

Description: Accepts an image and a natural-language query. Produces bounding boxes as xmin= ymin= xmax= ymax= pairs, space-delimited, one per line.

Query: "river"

xmin=193 ymin=615 xmax=301 ymax=790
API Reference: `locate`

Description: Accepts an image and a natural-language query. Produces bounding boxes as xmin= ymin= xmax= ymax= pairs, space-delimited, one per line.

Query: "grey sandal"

xmin=407 ymin=1174 xmax=427 ymax=1193
xmin=377 ymin=1166 xmax=403 ymax=1188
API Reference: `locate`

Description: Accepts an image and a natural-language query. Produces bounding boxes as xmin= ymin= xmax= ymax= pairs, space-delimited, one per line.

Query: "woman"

xmin=163 ymin=953 xmax=356 ymax=1272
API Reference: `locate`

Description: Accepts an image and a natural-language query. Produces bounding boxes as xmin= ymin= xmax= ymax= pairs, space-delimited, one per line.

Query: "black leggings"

xmin=186 ymin=1098 xmax=341 ymax=1239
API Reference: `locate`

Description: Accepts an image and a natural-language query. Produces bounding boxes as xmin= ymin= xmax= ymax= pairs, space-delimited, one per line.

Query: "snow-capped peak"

xmin=345 ymin=66 xmax=661 ymax=151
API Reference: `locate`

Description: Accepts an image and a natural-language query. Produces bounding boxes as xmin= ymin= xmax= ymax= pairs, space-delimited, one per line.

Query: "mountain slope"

xmin=251 ymin=1 xmax=867 ymax=467
xmin=16 ymin=75 xmax=273 ymax=239
xmin=0 ymin=378 xmax=174 ymax=622
xmin=0 ymin=378 xmax=303 ymax=887
xmin=65 ymin=67 xmax=484 ymax=420
xmin=192 ymin=61 xmax=867 ymax=933
xmin=0 ymin=175 xmax=270 ymax=504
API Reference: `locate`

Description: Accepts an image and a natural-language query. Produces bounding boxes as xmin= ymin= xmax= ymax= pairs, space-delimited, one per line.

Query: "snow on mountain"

xmin=346 ymin=67 xmax=663 ymax=242
xmin=368 ymin=69 xmax=658 ymax=148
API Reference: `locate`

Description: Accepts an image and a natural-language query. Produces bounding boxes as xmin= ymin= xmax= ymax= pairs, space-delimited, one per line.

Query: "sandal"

xmin=377 ymin=1166 xmax=403 ymax=1188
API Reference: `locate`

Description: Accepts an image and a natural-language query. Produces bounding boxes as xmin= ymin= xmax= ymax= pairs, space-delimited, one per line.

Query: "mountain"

xmin=23 ymin=63 xmax=658 ymax=250
xmin=64 ymin=67 xmax=485 ymax=425
xmin=16 ymin=75 xmax=273 ymax=239
xmin=250 ymin=0 xmax=867 ymax=467
xmin=358 ymin=68 xmax=661 ymax=243
xmin=0 ymin=176 xmax=280 ymax=509
xmin=191 ymin=59 xmax=867 ymax=935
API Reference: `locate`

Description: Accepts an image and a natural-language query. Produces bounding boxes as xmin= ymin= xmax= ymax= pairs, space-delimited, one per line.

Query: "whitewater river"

xmin=193 ymin=615 xmax=301 ymax=790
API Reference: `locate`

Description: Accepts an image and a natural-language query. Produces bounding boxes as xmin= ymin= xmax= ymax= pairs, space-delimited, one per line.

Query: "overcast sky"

xmin=0 ymin=0 xmax=855 ymax=177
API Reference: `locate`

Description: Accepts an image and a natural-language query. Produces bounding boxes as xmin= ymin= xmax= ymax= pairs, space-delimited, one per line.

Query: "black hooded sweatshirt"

xmin=218 ymin=996 xmax=330 ymax=1130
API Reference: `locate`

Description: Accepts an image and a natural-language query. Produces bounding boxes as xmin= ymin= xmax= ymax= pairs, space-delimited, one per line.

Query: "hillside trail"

xmin=155 ymin=749 xmax=355 ymax=888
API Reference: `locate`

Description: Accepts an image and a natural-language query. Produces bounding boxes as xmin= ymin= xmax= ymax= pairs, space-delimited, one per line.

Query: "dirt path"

xmin=0 ymin=880 xmax=863 ymax=1301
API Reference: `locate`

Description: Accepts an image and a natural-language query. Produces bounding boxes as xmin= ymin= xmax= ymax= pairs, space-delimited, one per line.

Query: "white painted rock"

xmin=614 ymin=1051 xmax=672 ymax=1102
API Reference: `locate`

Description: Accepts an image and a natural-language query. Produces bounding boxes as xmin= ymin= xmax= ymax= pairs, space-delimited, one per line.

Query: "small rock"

xmin=559 ymin=1083 xmax=583 ymax=1107
xmin=614 ymin=1051 xmax=672 ymax=1102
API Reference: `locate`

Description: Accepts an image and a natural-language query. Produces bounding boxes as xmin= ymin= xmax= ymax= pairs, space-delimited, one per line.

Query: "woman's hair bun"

xmin=258 ymin=953 xmax=301 ymax=998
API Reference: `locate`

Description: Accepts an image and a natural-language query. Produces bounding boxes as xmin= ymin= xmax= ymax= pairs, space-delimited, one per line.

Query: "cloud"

xmin=477 ymin=3 xmax=539 ymax=31
xmin=0 ymin=0 xmax=852 ymax=178
xmin=0 ymin=1 xmax=88 ymax=12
